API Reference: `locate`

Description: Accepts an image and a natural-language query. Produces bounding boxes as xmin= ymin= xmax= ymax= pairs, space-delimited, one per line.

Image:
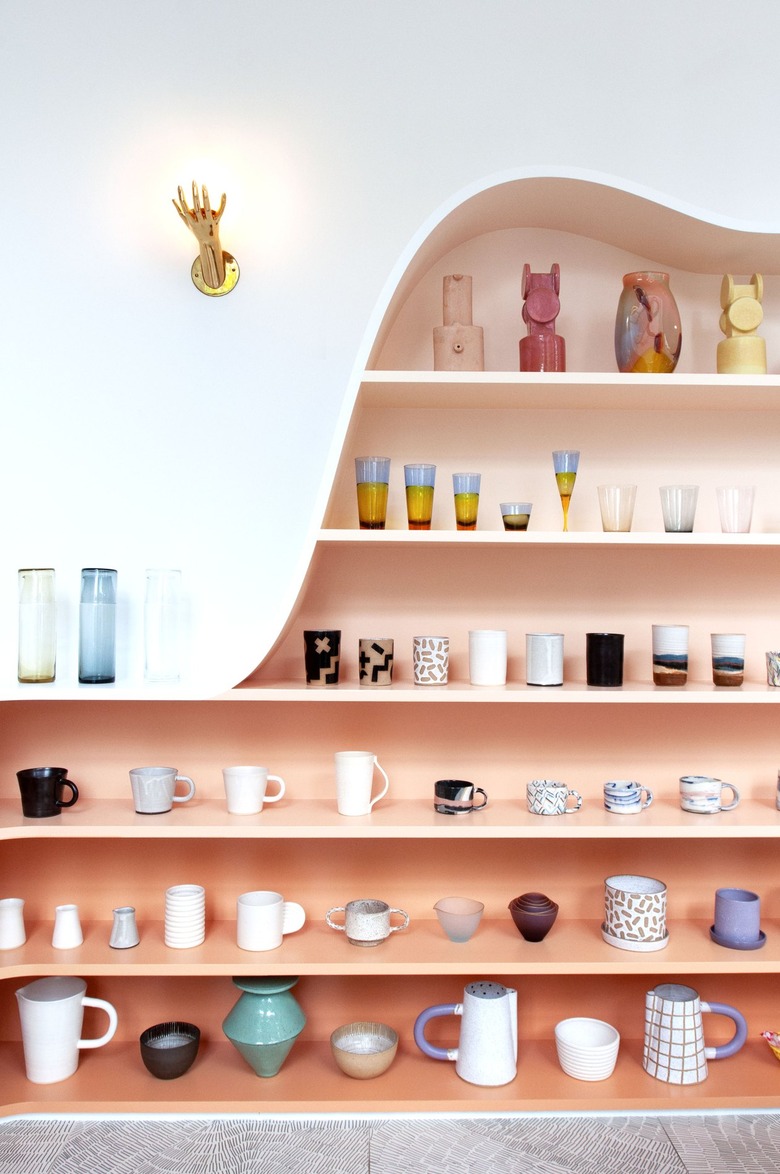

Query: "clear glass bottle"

xmin=17 ymin=568 xmax=56 ymax=683
xmin=144 ymin=569 xmax=182 ymax=682
xmin=78 ymin=568 xmax=117 ymax=684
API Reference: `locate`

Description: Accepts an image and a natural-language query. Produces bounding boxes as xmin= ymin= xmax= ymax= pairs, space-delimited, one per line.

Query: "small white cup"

xmin=51 ymin=904 xmax=83 ymax=950
xmin=468 ymin=629 xmax=507 ymax=686
xmin=16 ymin=976 xmax=118 ymax=1084
xmin=526 ymin=632 xmax=564 ymax=686
xmin=335 ymin=751 xmax=389 ymax=816
xmin=0 ymin=898 xmax=26 ymax=949
xmin=130 ymin=767 xmax=196 ymax=814
xmin=236 ymin=890 xmax=306 ymax=951
xmin=222 ymin=766 xmax=286 ymax=815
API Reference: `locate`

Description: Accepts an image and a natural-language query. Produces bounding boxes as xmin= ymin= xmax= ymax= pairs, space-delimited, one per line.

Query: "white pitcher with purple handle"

xmin=414 ymin=980 xmax=517 ymax=1086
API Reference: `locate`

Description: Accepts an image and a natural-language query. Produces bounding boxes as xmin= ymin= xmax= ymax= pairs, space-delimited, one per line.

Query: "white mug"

xmin=679 ymin=774 xmax=740 ymax=814
xmin=222 ymin=766 xmax=286 ymax=815
xmin=129 ymin=767 xmax=196 ymax=814
xmin=16 ymin=976 xmax=118 ymax=1084
xmin=335 ymin=751 xmax=389 ymax=816
xmin=0 ymin=897 xmax=26 ymax=949
xmin=236 ymin=890 xmax=306 ymax=951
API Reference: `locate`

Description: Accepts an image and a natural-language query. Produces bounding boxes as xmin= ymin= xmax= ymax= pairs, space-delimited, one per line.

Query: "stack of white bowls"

xmin=164 ymin=884 xmax=205 ymax=948
xmin=554 ymin=1017 xmax=620 ymax=1081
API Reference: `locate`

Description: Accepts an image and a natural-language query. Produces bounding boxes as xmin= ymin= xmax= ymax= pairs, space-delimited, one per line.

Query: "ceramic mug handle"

xmin=263 ymin=774 xmax=286 ymax=804
xmin=386 ymin=908 xmax=410 ymax=934
xmin=325 ymin=907 xmax=347 ymax=932
xmin=172 ymin=774 xmax=196 ymax=804
xmin=56 ymin=780 xmax=79 ymax=809
xmin=78 ymin=996 xmax=118 ymax=1050
xmin=471 ymin=787 xmax=488 ymax=811
xmin=368 ymin=759 xmax=390 ymax=810
xmin=564 ymin=788 xmax=582 ymax=813
xmin=718 ymin=783 xmax=740 ymax=811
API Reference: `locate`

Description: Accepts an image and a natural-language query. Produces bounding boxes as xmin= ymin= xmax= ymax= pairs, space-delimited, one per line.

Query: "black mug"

xmin=434 ymin=779 xmax=488 ymax=815
xmin=17 ymin=767 xmax=79 ymax=818
xmin=586 ymin=632 xmax=624 ymax=688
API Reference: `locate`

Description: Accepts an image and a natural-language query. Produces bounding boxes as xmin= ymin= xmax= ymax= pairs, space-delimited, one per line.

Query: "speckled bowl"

xmin=330 ymin=1020 xmax=398 ymax=1079
xmin=140 ymin=1021 xmax=200 ymax=1079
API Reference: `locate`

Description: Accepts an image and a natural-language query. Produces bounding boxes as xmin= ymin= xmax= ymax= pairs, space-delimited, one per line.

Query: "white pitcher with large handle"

xmin=16 ymin=976 xmax=118 ymax=1084
xmin=414 ymin=980 xmax=518 ymax=1086
xmin=643 ymin=982 xmax=747 ymax=1085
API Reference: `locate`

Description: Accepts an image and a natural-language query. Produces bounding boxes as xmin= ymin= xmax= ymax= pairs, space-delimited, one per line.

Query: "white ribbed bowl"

xmin=554 ymin=1017 xmax=620 ymax=1081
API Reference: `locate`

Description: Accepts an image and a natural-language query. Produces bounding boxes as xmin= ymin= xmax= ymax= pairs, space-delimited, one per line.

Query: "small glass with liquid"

xmin=355 ymin=456 xmax=390 ymax=529
xmin=404 ymin=463 xmax=436 ymax=530
xmin=453 ymin=472 xmax=481 ymax=531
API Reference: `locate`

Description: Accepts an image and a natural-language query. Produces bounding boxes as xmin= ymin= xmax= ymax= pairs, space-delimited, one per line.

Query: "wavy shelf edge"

xmin=316 ymin=529 xmax=780 ymax=547
xmin=0 ymin=798 xmax=777 ymax=840
xmin=1 ymin=919 xmax=776 ymax=978
xmin=359 ymin=370 xmax=780 ymax=411
xmin=226 ymin=680 xmax=780 ymax=704
xmin=0 ymin=1040 xmax=776 ymax=1118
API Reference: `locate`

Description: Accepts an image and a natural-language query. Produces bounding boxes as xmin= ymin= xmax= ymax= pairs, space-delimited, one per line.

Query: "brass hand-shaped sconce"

xmin=172 ymin=181 xmax=239 ymax=296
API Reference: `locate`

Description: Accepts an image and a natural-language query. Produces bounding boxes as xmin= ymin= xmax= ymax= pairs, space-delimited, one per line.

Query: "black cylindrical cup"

xmin=17 ymin=767 xmax=79 ymax=818
xmin=586 ymin=633 xmax=625 ymax=687
xmin=303 ymin=629 xmax=341 ymax=686
xmin=434 ymin=779 xmax=488 ymax=814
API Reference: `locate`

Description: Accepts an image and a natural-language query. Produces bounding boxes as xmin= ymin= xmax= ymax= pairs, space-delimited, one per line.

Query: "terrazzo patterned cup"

xmin=413 ymin=636 xmax=449 ymax=685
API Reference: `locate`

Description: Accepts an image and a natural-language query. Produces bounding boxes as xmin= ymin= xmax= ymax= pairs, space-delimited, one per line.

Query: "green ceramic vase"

xmin=222 ymin=976 xmax=306 ymax=1077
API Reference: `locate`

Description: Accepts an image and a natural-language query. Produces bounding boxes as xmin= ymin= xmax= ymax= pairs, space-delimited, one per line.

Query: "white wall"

xmin=2 ymin=0 xmax=779 ymax=695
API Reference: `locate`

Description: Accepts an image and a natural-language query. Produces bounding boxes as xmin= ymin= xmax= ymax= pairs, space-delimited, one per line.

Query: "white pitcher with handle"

xmin=16 ymin=976 xmax=118 ymax=1084
xmin=414 ymin=980 xmax=518 ymax=1086
xmin=643 ymin=982 xmax=747 ymax=1085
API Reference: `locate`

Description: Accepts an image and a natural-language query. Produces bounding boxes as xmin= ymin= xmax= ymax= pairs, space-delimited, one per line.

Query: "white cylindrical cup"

xmin=526 ymin=633 xmax=564 ymax=686
xmin=130 ymin=767 xmax=196 ymax=814
xmin=335 ymin=751 xmax=389 ymax=816
xmin=222 ymin=766 xmax=286 ymax=815
xmin=716 ymin=485 xmax=755 ymax=533
xmin=16 ymin=976 xmax=118 ymax=1084
xmin=52 ymin=904 xmax=83 ymax=950
xmin=468 ymin=629 xmax=507 ymax=686
xmin=0 ymin=898 xmax=26 ymax=949
xmin=236 ymin=890 xmax=306 ymax=951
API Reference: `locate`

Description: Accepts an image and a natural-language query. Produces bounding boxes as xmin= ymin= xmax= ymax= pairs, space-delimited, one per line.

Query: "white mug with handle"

xmin=335 ymin=751 xmax=389 ymax=816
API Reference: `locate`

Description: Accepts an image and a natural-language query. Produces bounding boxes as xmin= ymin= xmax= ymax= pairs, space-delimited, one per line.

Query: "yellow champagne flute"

xmin=552 ymin=450 xmax=579 ymax=532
